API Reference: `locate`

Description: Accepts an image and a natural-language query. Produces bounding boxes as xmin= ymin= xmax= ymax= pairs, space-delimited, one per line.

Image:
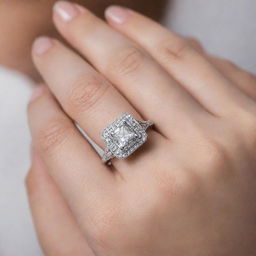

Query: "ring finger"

xmin=32 ymin=38 xmax=165 ymax=170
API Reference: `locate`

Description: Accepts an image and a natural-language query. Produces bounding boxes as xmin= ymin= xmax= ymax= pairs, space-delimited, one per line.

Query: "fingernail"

xmin=105 ymin=6 xmax=131 ymax=24
xmin=30 ymin=86 xmax=45 ymax=102
xmin=32 ymin=37 xmax=53 ymax=56
xmin=54 ymin=1 xmax=79 ymax=22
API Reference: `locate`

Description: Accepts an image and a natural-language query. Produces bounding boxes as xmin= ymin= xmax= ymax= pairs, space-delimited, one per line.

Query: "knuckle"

xmin=67 ymin=75 xmax=109 ymax=115
xmin=197 ymin=139 xmax=228 ymax=170
xmin=159 ymin=38 xmax=192 ymax=61
xmin=110 ymin=46 xmax=145 ymax=76
xmin=36 ymin=119 xmax=71 ymax=154
xmin=155 ymin=170 xmax=184 ymax=200
xmin=153 ymin=167 xmax=197 ymax=204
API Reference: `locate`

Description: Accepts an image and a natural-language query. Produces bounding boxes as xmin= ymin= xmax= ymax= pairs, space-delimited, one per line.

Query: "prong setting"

xmin=101 ymin=113 xmax=148 ymax=159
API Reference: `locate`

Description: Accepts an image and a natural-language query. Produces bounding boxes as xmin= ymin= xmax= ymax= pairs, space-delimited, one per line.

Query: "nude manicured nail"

xmin=30 ymin=86 xmax=45 ymax=102
xmin=32 ymin=37 xmax=53 ymax=55
xmin=54 ymin=1 xmax=79 ymax=22
xmin=105 ymin=6 xmax=131 ymax=24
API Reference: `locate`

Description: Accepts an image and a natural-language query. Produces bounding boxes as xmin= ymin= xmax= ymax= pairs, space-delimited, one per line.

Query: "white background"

xmin=0 ymin=0 xmax=255 ymax=255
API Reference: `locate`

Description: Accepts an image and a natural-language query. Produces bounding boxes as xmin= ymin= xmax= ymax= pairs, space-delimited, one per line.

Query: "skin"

xmin=0 ymin=0 xmax=166 ymax=81
xmin=26 ymin=2 xmax=256 ymax=256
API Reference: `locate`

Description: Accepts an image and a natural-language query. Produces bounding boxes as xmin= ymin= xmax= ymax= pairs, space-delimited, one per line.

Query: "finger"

xmin=32 ymin=38 xmax=165 ymax=171
xmin=28 ymin=86 xmax=116 ymax=226
xmin=52 ymin=1 xmax=210 ymax=137
xmin=26 ymin=149 xmax=95 ymax=256
xmin=187 ymin=38 xmax=256 ymax=100
xmin=187 ymin=38 xmax=205 ymax=53
xmin=208 ymin=57 xmax=256 ymax=100
xmin=105 ymin=6 xmax=255 ymax=116
xmin=32 ymin=38 xmax=145 ymax=145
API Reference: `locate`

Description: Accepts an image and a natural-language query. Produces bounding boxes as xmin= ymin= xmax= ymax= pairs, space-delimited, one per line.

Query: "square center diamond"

xmin=101 ymin=113 xmax=148 ymax=159
xmin=113 ymin=125 xmax=136 ymax=148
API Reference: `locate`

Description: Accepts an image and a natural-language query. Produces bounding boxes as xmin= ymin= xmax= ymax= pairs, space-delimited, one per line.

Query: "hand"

xmin=26 ymin=2 xmax=256 ymax=255
xmin=0 ymin=0 xmax=166 ymax=80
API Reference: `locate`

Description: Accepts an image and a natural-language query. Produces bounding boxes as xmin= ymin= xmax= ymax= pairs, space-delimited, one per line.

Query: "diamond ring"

xmin=101 ymin=113 xmax=154 ymax=164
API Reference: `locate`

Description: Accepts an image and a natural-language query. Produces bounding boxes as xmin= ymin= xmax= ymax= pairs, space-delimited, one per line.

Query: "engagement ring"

xmin=101 ymin=113 xmax=153 ymax=164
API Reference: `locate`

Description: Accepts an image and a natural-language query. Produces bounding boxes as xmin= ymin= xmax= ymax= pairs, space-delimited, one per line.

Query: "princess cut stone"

xmin=101 ymin=113 xmax=150 ymax=160
xmin=114 ymin=125 xmax=136 ymax=148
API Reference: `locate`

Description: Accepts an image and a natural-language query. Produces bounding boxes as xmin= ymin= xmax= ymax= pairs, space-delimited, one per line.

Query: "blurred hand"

xmin=0 ymin=0 xmax=166 ymax=80
xmin=26 ymin=2 xmax=256 ymax=255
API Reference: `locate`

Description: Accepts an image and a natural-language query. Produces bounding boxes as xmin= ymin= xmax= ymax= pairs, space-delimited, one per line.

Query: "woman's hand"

xmin=26 ymin=2 xmax=256 ymax=255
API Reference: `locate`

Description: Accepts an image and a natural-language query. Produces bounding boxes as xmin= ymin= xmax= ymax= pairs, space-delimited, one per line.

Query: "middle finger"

xmin=52 ymin=1 xmax=211 ymax=138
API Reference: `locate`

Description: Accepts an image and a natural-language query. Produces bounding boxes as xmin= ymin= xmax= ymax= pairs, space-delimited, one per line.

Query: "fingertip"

xmin=29 ymin=85 xmax=46 ymax=102
xmin=32 ymin=36 xmax=54 ymax=56
xmin=105 ymin=6 xmax=131 ymax=25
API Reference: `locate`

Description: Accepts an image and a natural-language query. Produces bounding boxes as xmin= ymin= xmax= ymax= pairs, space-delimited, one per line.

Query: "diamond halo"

xmin=101 ymin=113 xmax=153 ymax=163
